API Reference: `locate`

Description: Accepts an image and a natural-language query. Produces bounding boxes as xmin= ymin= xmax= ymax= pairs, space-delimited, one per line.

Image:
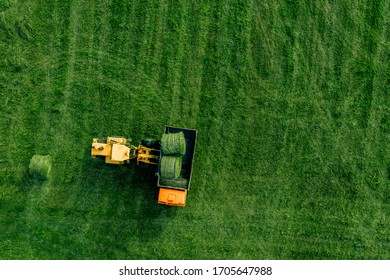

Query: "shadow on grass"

xmin=16 ymin=148 xmax=178 ymax=259
xmin=130 ymin=165 xmax=179 ymax=242
xmin=80 ymin=157 xmax=178 ymax=244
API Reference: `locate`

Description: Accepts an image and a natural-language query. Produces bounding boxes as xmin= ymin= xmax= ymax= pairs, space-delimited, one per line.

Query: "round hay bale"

xmin=160 ymin=156 xmax=182 ymax=179
xmin=161 ymin=132 xmax=186 ymax=155
xmin=29 ymin=155 xmax=51 ymax=180
xmin=159 ymin=177 xmax=188 ymax=188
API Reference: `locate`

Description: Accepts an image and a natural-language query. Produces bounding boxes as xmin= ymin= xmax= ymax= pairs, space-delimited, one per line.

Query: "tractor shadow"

xmin=81 ymin=156 xmax=178 ymax=243
xmin=130 ymin=165 xmax=179 ymax=241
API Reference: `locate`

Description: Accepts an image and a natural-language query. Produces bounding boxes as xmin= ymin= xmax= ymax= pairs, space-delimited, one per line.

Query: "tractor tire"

xmin=141 ymin=138 xmax=160 ymax=149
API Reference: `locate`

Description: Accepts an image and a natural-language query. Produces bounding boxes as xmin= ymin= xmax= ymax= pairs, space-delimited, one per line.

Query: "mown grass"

xmin=0 ymin=0 xmax=389 ymax=259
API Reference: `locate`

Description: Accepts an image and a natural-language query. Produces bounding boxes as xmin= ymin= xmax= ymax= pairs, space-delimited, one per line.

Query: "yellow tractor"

xmin=91 ymin=136 xmax=159 ymax=165
xmin=91 ymin=126 xmax=197 ymax=207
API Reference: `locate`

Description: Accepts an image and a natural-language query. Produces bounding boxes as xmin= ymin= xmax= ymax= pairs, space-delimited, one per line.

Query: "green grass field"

xmin=0 ymin=0 xmax=389 ymax=259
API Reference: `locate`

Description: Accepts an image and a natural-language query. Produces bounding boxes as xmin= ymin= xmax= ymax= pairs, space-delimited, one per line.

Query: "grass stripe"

xmin=0 ymin=0 xmax=388 ymax=260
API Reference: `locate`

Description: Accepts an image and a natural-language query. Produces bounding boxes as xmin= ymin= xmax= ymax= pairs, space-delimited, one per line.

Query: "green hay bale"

xmin=161 ymin=132 xmax=186 ymax=155
xmin=29 ymin=155 xmax=51 ymax=180
xmin=159 ymin=177 xmax=188 ymax=188
xmin=160 ymin=156 xmax=182 ymax=179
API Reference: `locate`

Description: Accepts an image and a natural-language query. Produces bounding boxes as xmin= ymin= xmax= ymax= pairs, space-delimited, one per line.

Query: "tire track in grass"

xmin=213 ymin=0 xmax=255 ymax=206
xmin=47 ymin=0 xmax=88 ymax=187
xmin=247 ymin=1 xmax=285 ymax=175
xmin=47 ymin=1 xmax=127 ymax=256
xmin=21 ymin=0 xmax=72 ymax=258
xmin=40 ymin=1 xmax=67 ymax=138
xmin=137 ymin=0 xmax=168 ymax=132
xmin=246 ymin=2 xmax=319 ymax=256
xmin=361 ymin=1 xmax=389 ymax=182
xmin=23 ymin=1 xmax=98 ymax=253
xmin=356 ymin=1 xmax=390 ymax=256
xmin=221 ymin=0 xmax=253 ymax=169
xmin=80 ymin=2 xmax=170 ymax=252
xmin=80 ymin=2 xmax=169 ymax=251
xmin=65 ymin=1 xmax=99 ymax=122
xmin=29 ymin=0 xmax=96 ymax=210
xmin=221 ymin=0 xmax=272 ymax=251
xmin=280 ymin=2 xmax=333 ymax=173
xmin=60 ymin=1 xmax=80 ymax=117
xmin=183 ymin=2 xmax=233 ymax=249
xmin=66 ymin=1 xmax=111 ymax=215
xmin=57 ymin=3 xmax=131 ymax=238
xmin=80 ymin=0 xmax=98 ymax=130
xmin=91 ymin=2 xmax=108 ymax=134
xmin=115 ymin=1 xmax=142 ymax=136
xmin=79 ymin=1 xmax=138 ymax=243
xmin=194 ymin=1 xmax=231 ymax=203
xmin=165 ymin=0 xmax=189 ymax=125
xmin=320 ymin=1 xmax=389 ymax=255
xmin=0 ymin=1 xmax=44 ymax=183
xmin=194 ymin=2 xmax=258 ymax=248
xmin=150 ymin=0 xmax=169 ymax=130
xmin=196 ymin=1 xmax=232 ymax=161
xmin=93 ymin=2 xmax=139 ymax=136
xmin=77 ymin=1 xmax=106 ymax=137
xmin=60 ymin=0 xmax=100 ymax=136
xmin=277 ymin=3 xmax=343 ymax=257
xmin=281 ymin=1 xmax=389 ymax=258
xmin=151 ymin=0 xmax=168 ymax=129
xmin=181 ymin=1 xmax=211 ymax=128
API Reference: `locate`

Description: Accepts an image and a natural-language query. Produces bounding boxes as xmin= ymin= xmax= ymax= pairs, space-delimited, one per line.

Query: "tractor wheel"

xmin=141 ymin=138 xmax=160 ymax=149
